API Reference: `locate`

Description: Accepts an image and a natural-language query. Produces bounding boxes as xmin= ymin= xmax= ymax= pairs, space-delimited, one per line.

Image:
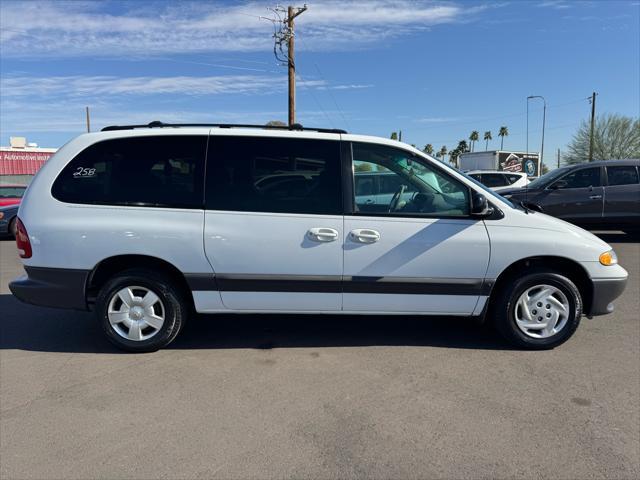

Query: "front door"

xmin=343 ymin=142 xmax=491 ymax=314
xmin=541 ymin=166 xmax=604 ymax=224
xmin=203 ymin=134 xmax=343 ymax=311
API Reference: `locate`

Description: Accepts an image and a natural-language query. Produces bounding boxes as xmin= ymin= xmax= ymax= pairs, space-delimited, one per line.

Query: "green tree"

xmin=439 ymin=145 xmax=447 ymax=162
xmin=424 ymin=144 xmax=434 ymax=155
xmin=498 ymin=126 xmax=508 ymax=150
xmin=265 ymin=120 xmax=287 ymax=126
xmin=457 ymin=140 xmax=469 ymax=153
xmin=483 ymin=130 xmax=492 ymax=150
xmin=564 ymin=113 xmax=640 ymax=164
xmin=390 ymin=132 xmax=398 ymax=140
xmin=469 ymin=131 xmax=479 ymax=152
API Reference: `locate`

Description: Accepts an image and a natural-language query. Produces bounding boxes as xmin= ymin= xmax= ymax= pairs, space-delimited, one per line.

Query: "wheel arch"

xmin=488 ymin=256 xmax=592 ymax=316
xmin=86 ymin=254 xmax=194 ymax=310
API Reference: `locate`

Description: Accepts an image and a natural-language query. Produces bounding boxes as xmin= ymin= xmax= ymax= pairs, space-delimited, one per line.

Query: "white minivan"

xmin=10 ymin=123 xmax=628 ymax=352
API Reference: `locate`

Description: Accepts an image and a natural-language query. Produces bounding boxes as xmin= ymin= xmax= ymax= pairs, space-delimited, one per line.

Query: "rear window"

xmin=52 ymin=136 xmax=206 ymax=208
xmin=607 ymin=166 xmax=639 ymax=186
xmin=482 ymin=173 xmax=509 ymax=187
xmin=506 ymin=174 xmax=522 ymax=184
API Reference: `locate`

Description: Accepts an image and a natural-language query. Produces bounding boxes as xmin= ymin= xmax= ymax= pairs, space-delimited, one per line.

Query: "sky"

xmin=1 ymin=0 xmax=639 ymax=168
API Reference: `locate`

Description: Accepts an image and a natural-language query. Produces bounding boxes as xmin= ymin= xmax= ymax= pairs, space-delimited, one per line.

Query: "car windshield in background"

xmin=456 ymin=170 xmax=515 ymax=208
xmin=0 ymin=187 xmax=27 ymax=198
xmin=527 ymin=167 xmax=570 ymax=189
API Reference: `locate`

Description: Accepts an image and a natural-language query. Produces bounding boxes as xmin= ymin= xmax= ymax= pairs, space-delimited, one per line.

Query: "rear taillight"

xmin=15 ymin=217 xmax=32 ymax=259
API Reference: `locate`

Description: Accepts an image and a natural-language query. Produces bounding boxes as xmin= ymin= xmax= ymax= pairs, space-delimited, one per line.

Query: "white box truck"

xmin=459 ymin=151 xmax=540 ymax=177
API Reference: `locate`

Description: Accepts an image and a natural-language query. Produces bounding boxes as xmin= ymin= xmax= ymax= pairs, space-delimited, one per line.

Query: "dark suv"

xmin=500 ymin=159 xmax=640 ymax=232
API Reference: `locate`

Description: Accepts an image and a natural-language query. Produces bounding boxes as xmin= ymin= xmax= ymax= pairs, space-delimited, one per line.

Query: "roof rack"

xmin=101 ymin=121 xmax=347 ymax=134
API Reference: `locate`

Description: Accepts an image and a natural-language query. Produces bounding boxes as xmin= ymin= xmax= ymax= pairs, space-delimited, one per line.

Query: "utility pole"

xmin=85 ymin=106 xmax=91 ymax=133
xmin=557 ymin=148 xmax=560 ymax=169
xmin=286 ymin=5 xmax=307 ymax=126
xmin=588 ymin=91 xmax=597 ymax=162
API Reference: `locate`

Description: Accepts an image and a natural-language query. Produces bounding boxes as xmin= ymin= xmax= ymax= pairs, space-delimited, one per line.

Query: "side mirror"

xmin=550 ymin=180 xmax=567 ymax=190
xmin=471 ymin=192 xmax=493 ymax=217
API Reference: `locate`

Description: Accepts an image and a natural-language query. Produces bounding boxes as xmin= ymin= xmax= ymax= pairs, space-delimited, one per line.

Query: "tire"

xmin=8 ymin=217 xmax=17 ymax=238
xmin=95 ymin=268 xmax=187 ymax=352
xmin=492 ymin=271 xmax=582 ymax=349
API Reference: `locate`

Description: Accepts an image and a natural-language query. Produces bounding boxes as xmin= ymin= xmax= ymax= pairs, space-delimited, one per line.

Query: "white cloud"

xmin=537 ymin=1 xmax=572 ymax=9
xmin=0 ymin=74 xmax=370 ymax=98
xmin=0 ymin=0 xmax=472 ymax=57
xmin=1 ymin=75 xmax=285 ymax=97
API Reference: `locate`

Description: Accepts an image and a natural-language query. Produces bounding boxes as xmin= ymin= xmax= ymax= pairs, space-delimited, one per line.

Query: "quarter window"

xmin=52 ymin=136 xmax=207 ymax=208
xmin=205 ymin=136 xmax=341 ymax=215
xmin=607 ymin=166 xmax=639 ymax=186
xmin=555 ymin=167 xmax=601 ymax=189
xmin=351 ymin=143 xmax=470 ymax=216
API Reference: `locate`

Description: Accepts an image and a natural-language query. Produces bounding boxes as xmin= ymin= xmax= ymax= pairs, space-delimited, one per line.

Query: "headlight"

xmin=599 ymin=250 xmax=618 ymax=266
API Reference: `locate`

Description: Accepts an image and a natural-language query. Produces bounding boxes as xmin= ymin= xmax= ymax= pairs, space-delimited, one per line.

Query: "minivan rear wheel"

xmin=492 ymin=271 xmax=582 ymax=349
xmin=96 ymin=269 xmax=186 ymax=352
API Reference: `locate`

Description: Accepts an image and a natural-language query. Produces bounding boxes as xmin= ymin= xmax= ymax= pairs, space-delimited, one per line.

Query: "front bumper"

xmin=587 ymin=277 xmax=628 ymax=316
xmin=9 ymin=266 xmax=90 ymax=311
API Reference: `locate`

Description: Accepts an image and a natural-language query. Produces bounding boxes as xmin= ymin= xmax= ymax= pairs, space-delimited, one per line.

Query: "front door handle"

xmin=350 ymin=229 xmax=381 ymax=243
xmin=589 ymin=195 xmax=603 ymax=200
xmin=307 ymin=227 xmax=339 ymax=242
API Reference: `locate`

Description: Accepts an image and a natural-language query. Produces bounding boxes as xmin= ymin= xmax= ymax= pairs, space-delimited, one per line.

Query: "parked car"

xmin=0 ymin=184 xmax=27 ymax=206
xmin=467 ymin=170 xmax=530 ymax=192
xmin=499 ymin=159 xmax=640 ymax=233
xmin=10 ymin=122 xmax=628 ymax=352
xmin=0 ymin=203 xmax=19 ymax=237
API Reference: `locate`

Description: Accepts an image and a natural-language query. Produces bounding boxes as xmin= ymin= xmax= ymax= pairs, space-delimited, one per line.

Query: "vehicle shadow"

xmin=0 ymin=294 xmax=512 ymax=354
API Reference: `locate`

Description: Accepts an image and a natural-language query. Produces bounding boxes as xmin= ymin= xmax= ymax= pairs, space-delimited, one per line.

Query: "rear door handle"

xmin=307 ymin=227 xmax=339 ymax=242
xmin=350 ymin=229 xmax=381 ymax=243
xmin=589 ymin=195 xmax=603 ymax=200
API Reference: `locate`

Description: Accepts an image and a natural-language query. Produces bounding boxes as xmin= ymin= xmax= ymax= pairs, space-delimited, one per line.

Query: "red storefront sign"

xmin=0 ymin=150 xmax=55 ymax=175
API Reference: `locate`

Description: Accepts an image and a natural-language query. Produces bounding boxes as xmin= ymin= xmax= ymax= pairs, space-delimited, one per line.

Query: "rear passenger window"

xmin=607 ymin=166 xmax=639 ymax=186
xmin=205 ymin=136 xmax=341 ymax=215
xmin=52 ymin=136 xmax=206 ymax=208
xmin=556 ymin=168 xmax=601 ymax=189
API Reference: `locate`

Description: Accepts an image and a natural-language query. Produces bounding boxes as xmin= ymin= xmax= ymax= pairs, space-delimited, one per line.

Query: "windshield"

xmin=527 ymin=167 xmax=569 ymax=189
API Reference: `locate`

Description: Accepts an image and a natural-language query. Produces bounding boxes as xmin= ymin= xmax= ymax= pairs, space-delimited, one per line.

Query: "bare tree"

xmin=564 ymin=114 xmax=640 ymax=164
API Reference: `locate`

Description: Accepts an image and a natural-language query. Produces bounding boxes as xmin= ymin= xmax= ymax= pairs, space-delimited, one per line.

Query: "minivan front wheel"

xmin=96 ymin=269 xmax=186 ymax=352
xmin=493 ymin=272 xmax=582 ymax=349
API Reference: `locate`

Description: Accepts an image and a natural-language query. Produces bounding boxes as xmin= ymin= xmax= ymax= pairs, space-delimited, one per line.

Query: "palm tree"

xmin=483 ymin=130 xmax=492 ymax=150
xmin=449 ymin=148 xmax=460 ymax=167
xmin=457 ymin=140 xmax=469 ymax=153
xmin=469 ymin=131 xmax=479 ymax=152
xmin=498 ymin=126 xmax=508 ymax=150
xmin=424 ymin=144 xmax=434 ymax=155
xmin=439 ymin=145 xmax=447 ymax=162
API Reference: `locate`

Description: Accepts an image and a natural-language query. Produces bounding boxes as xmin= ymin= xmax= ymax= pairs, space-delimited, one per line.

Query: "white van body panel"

xmin=17 ymin=130 xmax=215 ymax=276
xmin=12 ymin=128 xmax=627 ymax=320
xmin=203 ymin=211 xmax=343 ymax=311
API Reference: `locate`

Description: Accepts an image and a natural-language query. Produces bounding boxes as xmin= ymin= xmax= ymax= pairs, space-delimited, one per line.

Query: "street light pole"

xmin=527 ymin=95 xmax=546 ymax=171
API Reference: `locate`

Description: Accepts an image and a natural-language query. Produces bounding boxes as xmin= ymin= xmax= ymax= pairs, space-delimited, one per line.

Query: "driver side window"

xmin=351 ymin=142 xmax=470 ymax=216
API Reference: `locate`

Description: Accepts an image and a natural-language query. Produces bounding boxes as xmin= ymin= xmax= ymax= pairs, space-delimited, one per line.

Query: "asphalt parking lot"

xmin=1 ymin=235 xmax=638 ymax=480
